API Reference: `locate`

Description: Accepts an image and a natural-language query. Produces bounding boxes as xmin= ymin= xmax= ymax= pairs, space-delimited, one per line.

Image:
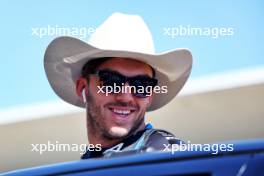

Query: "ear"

xmin=76 ymin=77 xmax=88 ymax=102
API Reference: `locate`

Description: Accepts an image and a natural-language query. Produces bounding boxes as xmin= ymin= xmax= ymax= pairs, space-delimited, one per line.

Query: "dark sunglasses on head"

xmin=91 ymin=69 xmax=158 ymax=98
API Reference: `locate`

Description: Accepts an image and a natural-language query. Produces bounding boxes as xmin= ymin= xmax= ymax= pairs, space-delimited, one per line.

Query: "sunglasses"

xmin=91 ymin=69 xmax=158 ymax=98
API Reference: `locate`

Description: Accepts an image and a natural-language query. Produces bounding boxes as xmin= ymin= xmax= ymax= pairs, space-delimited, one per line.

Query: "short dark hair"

xmin=81 ymin=57 xmax=156 ymax=78
xmin=81 ymin=57 xmax=111 ymax=77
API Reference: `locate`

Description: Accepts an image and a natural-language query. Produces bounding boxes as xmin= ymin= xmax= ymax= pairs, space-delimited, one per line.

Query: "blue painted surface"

xmin=3 ymin=139 xmax=264 ymax=175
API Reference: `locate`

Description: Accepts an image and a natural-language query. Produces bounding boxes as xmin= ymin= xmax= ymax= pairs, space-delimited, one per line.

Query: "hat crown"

xmin=89 ymin=13 xmax=155 ymax=54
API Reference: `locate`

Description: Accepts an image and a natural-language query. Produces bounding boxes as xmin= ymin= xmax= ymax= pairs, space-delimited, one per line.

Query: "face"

xmin=81 ymin=58 xmax=154 ymax=141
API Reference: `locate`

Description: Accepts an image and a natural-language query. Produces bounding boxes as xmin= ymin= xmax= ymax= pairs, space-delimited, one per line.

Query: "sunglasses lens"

xmin=130 ymin=77 xmax=158 ymax=98
xmin=98 ymin=70 xmax=124 ymax=87
xmin=96 ymin=70 xmax=158 ymax=98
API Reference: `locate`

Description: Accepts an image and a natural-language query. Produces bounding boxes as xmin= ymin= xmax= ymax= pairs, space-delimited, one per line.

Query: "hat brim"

xmin=44 ymin=36 xmax=192 ymax=111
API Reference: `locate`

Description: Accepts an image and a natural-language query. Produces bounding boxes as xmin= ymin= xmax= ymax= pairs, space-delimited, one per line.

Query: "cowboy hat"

xmin=44 ymin=12 xmax=192 ymax=111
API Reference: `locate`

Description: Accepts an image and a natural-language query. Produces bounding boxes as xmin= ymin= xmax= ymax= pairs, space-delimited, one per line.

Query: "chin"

xmin=109 ymin=126 xmax=129 ymax=138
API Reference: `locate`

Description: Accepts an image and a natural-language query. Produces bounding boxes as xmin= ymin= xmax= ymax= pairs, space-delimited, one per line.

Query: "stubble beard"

xmin=86 ymin=93 xmax=145 ymax=141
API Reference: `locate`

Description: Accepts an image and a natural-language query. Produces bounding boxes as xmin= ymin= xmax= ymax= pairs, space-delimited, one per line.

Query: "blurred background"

xmin=0 ymin=0 xmax=263 ymax=172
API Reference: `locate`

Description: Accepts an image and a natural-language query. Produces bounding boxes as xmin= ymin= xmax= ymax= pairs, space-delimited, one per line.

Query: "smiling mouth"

xmin=108 ymin=107 xmax=136 ymax=116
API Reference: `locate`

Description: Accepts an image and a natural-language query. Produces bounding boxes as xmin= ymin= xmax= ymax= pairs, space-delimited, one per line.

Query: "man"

xmin=44 ymin=13 xmax=192 ymax=158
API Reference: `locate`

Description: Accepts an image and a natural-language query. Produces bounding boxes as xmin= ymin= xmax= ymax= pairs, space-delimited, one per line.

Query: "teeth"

xmin=113 ymin=109 xmax=131 ymax=115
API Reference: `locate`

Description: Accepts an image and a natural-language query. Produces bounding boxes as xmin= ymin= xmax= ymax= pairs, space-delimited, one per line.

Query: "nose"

xmin=115 ymin=82 xmax=134 ymax=102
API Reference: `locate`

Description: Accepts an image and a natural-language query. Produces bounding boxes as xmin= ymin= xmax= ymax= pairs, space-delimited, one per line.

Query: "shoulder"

xmin=143 ymin=129 xmax=184 ymax=151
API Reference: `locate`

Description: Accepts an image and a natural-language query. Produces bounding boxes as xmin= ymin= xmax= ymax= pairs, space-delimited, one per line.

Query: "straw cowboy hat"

xmin=44 ymin=12 xmax=192 ymax=111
